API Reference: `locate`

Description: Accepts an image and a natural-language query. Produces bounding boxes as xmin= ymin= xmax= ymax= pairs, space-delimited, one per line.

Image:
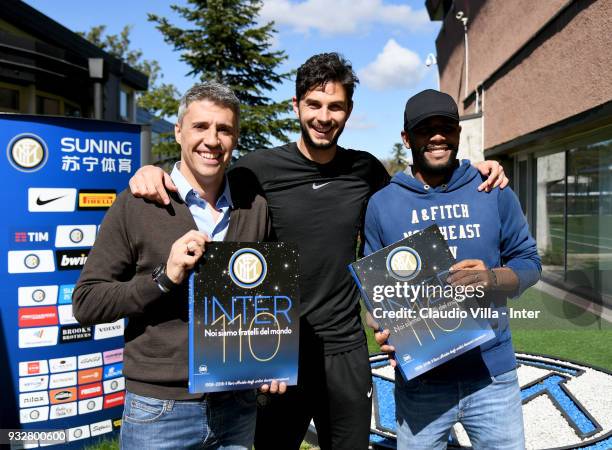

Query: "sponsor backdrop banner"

xmin=1 ymin=114 xmax=140 ymax=448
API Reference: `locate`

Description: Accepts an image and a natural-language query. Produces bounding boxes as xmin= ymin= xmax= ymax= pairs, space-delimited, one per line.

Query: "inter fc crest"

xmin=385 ymin=246 xmax=421 ymax=281
xmin=228 ymin=248 xmax=267 ymax=289
xmin=368 ymin=353 xmax=612 ymax=449
xmin=7 ymin=133 xmax=48 ymax=172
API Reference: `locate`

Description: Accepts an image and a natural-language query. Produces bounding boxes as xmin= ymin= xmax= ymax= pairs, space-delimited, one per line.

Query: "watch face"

xmin=152 ymin=264 xmax=165 ymax=280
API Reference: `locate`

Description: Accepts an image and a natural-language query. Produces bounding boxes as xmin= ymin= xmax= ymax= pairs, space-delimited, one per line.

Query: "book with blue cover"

xmin=349 ymin=225 xmax=495 ymax=381
xmin=189 ymin=242 xmax=300 ymax=393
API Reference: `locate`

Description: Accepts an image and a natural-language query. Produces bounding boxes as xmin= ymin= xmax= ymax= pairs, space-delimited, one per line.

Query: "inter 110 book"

xmin=189 ymin=242 xmax=300 ymax=393
xmin=349 ymin=225 xmax=495 ymax=381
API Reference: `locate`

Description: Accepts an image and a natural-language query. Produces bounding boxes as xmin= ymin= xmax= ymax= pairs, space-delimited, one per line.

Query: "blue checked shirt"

xmin=170 ymin=163 xmax=233 ymax=241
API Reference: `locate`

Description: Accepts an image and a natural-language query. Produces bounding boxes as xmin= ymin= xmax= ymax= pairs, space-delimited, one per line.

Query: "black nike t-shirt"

xmin=230 ymin=143 xmax=390 ymax=354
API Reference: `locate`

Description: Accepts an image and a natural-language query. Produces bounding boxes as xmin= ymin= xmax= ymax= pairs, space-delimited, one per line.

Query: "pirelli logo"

xmin=78 ymin=190 xmax=116 ymax=210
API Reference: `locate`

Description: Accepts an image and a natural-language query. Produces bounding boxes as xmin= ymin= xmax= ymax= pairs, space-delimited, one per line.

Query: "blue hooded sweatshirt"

xmin=364 ymin=160 xmax=541 ymax=379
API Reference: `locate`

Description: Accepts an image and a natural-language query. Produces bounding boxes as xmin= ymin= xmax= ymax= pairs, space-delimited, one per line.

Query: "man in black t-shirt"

xmin=128 ymin=53 xmax=507 ymax=450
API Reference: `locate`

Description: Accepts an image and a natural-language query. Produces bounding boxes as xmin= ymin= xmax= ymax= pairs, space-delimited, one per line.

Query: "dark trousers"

xmin=255 ymin=338 xmax=372 ymax=450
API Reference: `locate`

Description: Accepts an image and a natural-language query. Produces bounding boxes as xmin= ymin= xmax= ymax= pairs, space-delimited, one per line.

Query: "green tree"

xmin=149 ymin=0 xmax=298 ymax=156
xmin=382 ymin=142 xmax=408 ymax=174
xmin=79 ymin=25 xmax=180 ymax=158
xmin=78 ymin=25 xmax=179 ymax=118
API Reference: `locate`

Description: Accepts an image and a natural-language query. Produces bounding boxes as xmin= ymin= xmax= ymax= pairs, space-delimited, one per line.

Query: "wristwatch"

xmin=152 ymin=263 xmax=178 ymax=293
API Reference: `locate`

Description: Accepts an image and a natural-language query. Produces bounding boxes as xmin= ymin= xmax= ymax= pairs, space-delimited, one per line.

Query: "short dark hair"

xmin=295 ymin=53 xmax=359 ymax=103
xmin=178 ymin=82 xmax=240 ymax=125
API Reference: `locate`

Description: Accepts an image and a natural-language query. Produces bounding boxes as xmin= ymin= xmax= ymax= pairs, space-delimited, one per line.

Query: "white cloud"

xmin=260 ymin=0 xmax=430 ymax=35
xmin=358 ymin=39 xmax=425 ymax=91
xmin=346 ymin=113 xmax=376 ymax=130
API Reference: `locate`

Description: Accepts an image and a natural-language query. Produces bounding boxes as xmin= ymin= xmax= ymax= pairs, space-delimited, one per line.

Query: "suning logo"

xmin=60 ymin=137 xmax=132 ymax=155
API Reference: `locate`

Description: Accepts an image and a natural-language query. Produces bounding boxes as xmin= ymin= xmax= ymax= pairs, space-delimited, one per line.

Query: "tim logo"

xmin=7 ymin=134 xmax=48 ymax=172
xmin=386 ymin=246 xmax=421 ymax=281
xmin=13 ymin=231 xmax=49 ymax=243
xmin=55 ymin=249 xmax=89 ymax=271
xmin=229 ymin=248 xmax=267 ymax=289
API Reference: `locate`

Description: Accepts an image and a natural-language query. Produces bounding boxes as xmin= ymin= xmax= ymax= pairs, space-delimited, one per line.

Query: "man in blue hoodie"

xmin=364 ymin=89 xmax=541 ymax=449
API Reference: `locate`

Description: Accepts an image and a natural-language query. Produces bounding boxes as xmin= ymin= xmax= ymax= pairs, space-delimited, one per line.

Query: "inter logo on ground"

xmin=229 ymin=248 xmax=267 ymax=288
xmin=7 ymin=134 xmax=48 ymax=172
xmin=386 ymin=246 xmax=421 ymax=281
xmin=368 ymin=353 xmax=612 ymax=449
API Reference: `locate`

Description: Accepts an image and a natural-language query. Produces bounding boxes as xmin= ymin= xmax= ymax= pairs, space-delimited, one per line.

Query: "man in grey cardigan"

xmin=73 ymin=82 xmax=273 ymax=449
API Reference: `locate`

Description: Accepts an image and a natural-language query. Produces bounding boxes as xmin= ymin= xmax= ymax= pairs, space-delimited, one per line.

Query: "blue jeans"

xmin=395 ymin=369 xmax=525 ymax=450
xmin=120 ymin=389 xmax=256 ymax=450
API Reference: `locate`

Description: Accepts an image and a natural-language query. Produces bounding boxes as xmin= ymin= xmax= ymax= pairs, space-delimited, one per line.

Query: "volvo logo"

xmin=385 ymin=246 xmax=421 ymax=281
xmin=229 ymin=248 xmax=267 ymax=289
xmin=7 ymin=134 xmax=48 ymax=172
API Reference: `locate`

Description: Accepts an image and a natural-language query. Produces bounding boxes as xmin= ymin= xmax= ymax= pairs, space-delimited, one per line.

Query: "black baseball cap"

xmin=403 ymin=89 xmax=459 ymax=131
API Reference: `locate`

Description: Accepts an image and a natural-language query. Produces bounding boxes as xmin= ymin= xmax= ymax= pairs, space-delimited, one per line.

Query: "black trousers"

xmin=254 ymin=338 xmax=372 ymax=450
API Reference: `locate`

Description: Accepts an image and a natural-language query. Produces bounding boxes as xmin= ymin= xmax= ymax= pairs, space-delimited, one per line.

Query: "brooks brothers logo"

xmin=7 ymin=133 xmax=48 ymax=172
xmin=229 ymin=248 xmax=267 ymax=288
xmin=385 ymin=246 xmax=422 ymax=281
xmin=368 ymin=353 xmax=612 ymax=449
xmin=60 ymin=325 xmax=93 ymax=343
xmin=78 ymin=189 xmax=116 ymax=210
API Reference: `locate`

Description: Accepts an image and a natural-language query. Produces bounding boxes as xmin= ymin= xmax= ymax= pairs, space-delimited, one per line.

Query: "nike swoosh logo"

xmin=312 ymin=182 xmax=331 ymax=190
xmin=36 ymin=195 xmax=65 ymax=206
xmin=367 ymin=387 xmax=373 ymax=398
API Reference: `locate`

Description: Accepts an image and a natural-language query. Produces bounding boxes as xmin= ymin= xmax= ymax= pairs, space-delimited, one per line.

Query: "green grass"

xmin=362 ymin=286 xmax=612 ymax=370
xmin=84 ymin=438 xmax=119 ymax=450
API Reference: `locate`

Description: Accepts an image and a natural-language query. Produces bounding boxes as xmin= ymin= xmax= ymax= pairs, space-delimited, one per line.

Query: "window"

xmin=536 ymin=152 xmax=565 ymax=277
xmin=0 ymin=87 xmax=19 ymax=111
xmin=36 ymin=95 xmax=60 ymax=115
xmin=534 ymin=134 xmax=612 ymax=303
xmin=566 ymin=139 xmax=612 ymax=300
xmin=119 ymin=88 xmax=133 ymax=121
xmin=64 ymin=102 xmax=81 ymax=117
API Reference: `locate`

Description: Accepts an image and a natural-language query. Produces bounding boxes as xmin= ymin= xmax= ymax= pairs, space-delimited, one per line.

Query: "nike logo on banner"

xmin=36 ymin=196 xmax=65 ymax=206
xmin=28 ymin=188 xmax=76 ymax=212
xmin=312 ymin=182 xmax=331 ymax=190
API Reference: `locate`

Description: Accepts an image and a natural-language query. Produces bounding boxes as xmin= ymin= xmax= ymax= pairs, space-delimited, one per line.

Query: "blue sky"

xmin=26 ymin=0 xmax=442 ymax=160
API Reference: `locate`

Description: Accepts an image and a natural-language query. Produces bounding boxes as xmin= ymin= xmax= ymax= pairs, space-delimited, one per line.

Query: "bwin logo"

xmin=367 ymin=353 xmax=612 ymax=449
xmin=56 ymin=250 xmax=90 ymax=271
xmin=229 ymin=248 xmax=267 ymax=289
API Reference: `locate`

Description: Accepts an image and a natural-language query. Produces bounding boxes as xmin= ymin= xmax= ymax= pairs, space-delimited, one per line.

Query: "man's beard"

xmin=412 ymin=144 xmax=459 ymax=175
xmin=299 ymin=120 xmax=344 ymax=151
